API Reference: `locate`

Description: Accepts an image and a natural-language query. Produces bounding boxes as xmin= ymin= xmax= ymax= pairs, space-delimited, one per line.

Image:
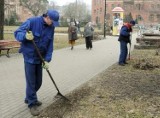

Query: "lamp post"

xmin=104 ymin=0 xmax=106 ymax=38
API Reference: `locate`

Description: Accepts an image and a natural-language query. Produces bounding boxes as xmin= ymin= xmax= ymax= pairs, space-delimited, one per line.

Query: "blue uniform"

xmin=14 ymin=16 xmax=54 ymax=64
xmin=118 ymin=23 xmax=132 ymax=64
xmin=14 ymin=16 xmax=55 ymax=107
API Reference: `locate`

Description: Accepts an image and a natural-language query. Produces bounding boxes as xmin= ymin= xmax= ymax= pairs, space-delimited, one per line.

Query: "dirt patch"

xmin=38 ymin=49 xmax=160 ymax=118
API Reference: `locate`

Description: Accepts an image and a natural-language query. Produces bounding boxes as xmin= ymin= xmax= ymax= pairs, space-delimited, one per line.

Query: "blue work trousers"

xmin=119 ymin=40 xmax=128 ymax=64
xmin=24 ymin=62 xmax=42 ymax=107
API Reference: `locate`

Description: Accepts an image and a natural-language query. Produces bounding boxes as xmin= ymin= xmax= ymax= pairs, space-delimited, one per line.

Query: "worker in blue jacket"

xmin=14 ymin=9 xmax=59 ymax=116
xmin=118 ymin=20 xmax=135 ymax=66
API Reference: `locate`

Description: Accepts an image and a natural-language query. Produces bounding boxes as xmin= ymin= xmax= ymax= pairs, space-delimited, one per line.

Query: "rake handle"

xmin=31 ymin=40 xmax=61 ymax=94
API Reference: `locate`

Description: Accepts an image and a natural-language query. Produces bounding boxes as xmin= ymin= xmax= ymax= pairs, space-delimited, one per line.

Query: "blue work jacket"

xmin=118 ymin=24 xmax=132 ymax=43
xmin=14 ymin=16 xmax=55 ymax=64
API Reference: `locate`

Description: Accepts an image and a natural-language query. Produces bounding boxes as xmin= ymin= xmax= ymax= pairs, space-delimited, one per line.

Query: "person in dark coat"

xmin=83 ymin=22 xmax=94 ymax=50
xmin=68 ymin=22 xmax=78 ymax=50
xmin=118 ymin=20 xmax=135 ymax=66
xmin=14 ymin=9 xmax=59 ymax=116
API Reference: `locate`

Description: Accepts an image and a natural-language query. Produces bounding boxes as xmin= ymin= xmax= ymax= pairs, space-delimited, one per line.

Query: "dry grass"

xmin=3 ymin=26 xmax=100 ymax=53
xmin=3 ymin=26 xmax=86 ymax=50
xmin=38 ymin=49 xmax=160 ymax=118
xmin=2 ymin=32 xmax=85 ymax=56
xmin=54 ymin=35 xmax=85 ymax=50
xmin=2 ymin=26 xmax=86 ymax=56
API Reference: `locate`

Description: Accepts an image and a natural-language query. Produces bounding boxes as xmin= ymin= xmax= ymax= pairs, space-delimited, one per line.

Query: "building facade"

xmin=5 ymin=0 xmax=33 ymax=23
xmin=92 ymin=0 xmax=160 ymax=27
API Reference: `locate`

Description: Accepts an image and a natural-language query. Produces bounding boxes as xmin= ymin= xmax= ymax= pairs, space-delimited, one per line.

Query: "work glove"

xmin=42 ymin=61 xmax=49 ymax=70
xmin=26 ymin=31 xmax=34 ymax=40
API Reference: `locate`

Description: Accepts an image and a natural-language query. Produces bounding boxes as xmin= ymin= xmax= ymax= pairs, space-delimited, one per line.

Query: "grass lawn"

xmin=4 ymin=26 xmax=85 ymax=49
xmin=2 ymin=25 xmax=100 ymax=55
xmin=2 ymin=34 xmax=85 ymax=55
xmin=2 ymin=29 xmax=85 ymax=55
xmin=3 ymin=25 xmax=101 ymax=50
xmin=4 ymin=26 xmax=102 ymax=34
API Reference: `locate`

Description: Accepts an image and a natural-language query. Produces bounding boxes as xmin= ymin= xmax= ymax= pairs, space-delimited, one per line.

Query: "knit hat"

xmin=130 ymin=20 xmax=135 ymax=26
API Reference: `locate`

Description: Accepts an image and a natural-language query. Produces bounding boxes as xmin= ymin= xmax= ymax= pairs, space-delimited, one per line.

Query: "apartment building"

xmin=92 ymin=0 xmax=160 ymax=26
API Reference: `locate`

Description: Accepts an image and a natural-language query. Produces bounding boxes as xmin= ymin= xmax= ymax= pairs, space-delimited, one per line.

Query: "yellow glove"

xmin=26 ymin=31 xmax=34 ymax=40
xmin=42 ymin=61 xmax=49 ymax=70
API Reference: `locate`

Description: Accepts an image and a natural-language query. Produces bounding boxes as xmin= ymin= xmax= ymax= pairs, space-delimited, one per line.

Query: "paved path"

xmin=0 ymin=34 xmax=136 ymax=118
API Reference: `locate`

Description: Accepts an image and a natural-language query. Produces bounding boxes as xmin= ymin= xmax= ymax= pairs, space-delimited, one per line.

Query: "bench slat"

xmin=0 ymin=40 xmax=21 ymax=57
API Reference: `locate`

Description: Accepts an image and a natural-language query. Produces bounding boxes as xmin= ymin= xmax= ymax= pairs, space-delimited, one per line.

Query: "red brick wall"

xmin=92 ymin=0 xmax=160 ymax=26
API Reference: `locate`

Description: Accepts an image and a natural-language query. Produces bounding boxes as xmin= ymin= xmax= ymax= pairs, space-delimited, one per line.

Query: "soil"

xmin=38 ymin=49 xmax=160 ymax=118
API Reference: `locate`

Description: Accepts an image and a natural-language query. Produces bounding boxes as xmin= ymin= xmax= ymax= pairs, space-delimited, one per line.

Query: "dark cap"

xmin=130 ymin=20 xmax=135 ymax=26
xmin=47 ymin=10 xmax=59 ymax=27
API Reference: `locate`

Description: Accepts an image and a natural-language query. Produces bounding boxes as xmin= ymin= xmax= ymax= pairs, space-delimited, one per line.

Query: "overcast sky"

xmin=48 ymin=0 xmax=91 ymax=6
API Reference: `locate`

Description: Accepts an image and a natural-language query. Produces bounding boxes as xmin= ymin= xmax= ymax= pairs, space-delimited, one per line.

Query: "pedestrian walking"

xmin=68 ymin=22 xmax=78 ymax=50
xmin=14 ymin=9 xmax=59 ymax=116
xmin=83 ymin=22 xmax=94 ymax=50
xmin=118 ymin=20 xmax=135 ymax=66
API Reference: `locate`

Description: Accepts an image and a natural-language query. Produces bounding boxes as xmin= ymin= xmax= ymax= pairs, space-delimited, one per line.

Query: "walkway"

xmin=0 ymin=34 xmax=136 ymax=118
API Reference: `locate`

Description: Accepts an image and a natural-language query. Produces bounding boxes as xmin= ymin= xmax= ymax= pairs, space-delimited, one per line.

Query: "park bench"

xmin=0 ymin=40 xmax=20 ymax=57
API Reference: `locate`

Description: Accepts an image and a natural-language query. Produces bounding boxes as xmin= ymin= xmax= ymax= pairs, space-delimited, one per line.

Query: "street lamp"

xmin=104 ymin=0 xmax=106 ymax=38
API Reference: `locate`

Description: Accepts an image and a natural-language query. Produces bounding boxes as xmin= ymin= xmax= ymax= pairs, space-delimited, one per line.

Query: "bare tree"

xmin=124 ymin=12 xmax=133 ymax=23
xmin=48 ymin=1 xmax=56 ymax=8
xmin=63 ymin=1 xmax=91 ymax=23
xmin=63 ymin=3 xmax=76 ymax=20
xmin=0 ymin=0 xmax=4 ymax=40
xmin=20 ymin=0 xmax=49 ymax=16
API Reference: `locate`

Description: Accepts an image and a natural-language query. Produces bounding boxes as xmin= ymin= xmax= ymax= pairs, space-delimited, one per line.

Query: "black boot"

xmin=25 ymin=100 xmax=42 ymax=106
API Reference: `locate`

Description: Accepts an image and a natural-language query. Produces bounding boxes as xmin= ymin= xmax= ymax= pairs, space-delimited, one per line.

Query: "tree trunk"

xmin=0 ymin=0 xmax=4 ymax=40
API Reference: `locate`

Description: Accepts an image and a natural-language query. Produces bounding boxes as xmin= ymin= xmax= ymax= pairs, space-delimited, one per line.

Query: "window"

xmin=136 ymin=15 xmax=142 ymax=21
xmin=100 ymin=8 xmax=102 ymax=14
xmin=123 ymin=5 xmax=127 ymax=10
xmin=151 ymin=4 xmax=154 ymax=9
xmin=96 ymin=16 xmax=99 ymax=24
xmin=149 ymin=14 xmax=154 ymax=21
xmin=157 ymin=14 xmax=160 ymax=21
xmin=136 ymin=4 xmax=141 ymax=10
xmin=157 ymin=14 xmax=160 ymax=19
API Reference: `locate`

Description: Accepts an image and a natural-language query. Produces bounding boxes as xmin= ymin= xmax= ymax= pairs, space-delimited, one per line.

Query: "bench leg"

xmin=6 ymin=49 xmax=10 ymax=58
xmin=0 ymin=50 xmax=1 ymax=57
